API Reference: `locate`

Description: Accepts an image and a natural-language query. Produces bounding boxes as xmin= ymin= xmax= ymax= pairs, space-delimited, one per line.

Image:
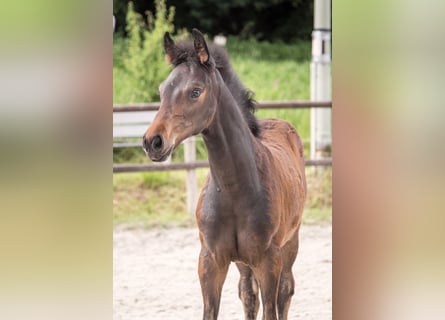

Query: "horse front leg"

xmin=198 ymin=246 xmax=230 ymax=320
xmin=253 ymin=246 xmax=282 ymax=320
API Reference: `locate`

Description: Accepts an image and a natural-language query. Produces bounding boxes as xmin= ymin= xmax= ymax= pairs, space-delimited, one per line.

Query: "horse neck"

xmin=202 ymin=81 xmax=261 ymax=194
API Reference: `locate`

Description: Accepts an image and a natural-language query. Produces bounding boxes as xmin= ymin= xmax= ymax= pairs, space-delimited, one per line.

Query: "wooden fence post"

xmin=184 ymin=137 xmax=198 ymax=215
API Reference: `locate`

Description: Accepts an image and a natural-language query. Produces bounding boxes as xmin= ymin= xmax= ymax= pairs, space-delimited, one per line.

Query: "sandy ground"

xmin=113 ymin=223 xmax=331 ymax=320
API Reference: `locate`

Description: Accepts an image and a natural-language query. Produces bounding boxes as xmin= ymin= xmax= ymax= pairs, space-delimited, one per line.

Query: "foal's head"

xmin=143 ymin=29 xmax=219 ymax=161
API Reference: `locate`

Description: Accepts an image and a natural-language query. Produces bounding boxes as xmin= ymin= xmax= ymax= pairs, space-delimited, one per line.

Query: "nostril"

xmin=151 ymin=135 xmax=163 ymax=151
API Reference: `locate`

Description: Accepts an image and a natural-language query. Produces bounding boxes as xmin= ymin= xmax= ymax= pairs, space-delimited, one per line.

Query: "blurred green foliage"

xmin=122 ymin=0 xmax=178 ymax=102
xmin=114 ymin=34 xmax=311 ymax=104
xmin=113 ymin=0 xmax=313 ymax=42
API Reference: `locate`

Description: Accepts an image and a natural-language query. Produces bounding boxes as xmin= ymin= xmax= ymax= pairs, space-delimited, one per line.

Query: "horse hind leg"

xmin=277 ymin=233 xmax=299 ymax=320
xmin=236 ymin=262 xmax=260 ymax=320
xmin=277 ymin=270 xmax=295 ymax=320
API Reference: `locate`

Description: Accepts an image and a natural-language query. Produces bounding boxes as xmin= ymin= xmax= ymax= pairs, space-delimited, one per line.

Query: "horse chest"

xmin=199 ymin=190 xmax=272 ymax=266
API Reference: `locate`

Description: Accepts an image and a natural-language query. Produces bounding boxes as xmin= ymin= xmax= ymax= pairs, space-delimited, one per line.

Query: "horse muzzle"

xmin=142 ymin=134 xmax=175 ymax=162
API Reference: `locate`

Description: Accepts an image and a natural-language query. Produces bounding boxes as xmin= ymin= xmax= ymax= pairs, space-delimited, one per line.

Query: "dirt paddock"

xmin=113 ymin=223 xmax=331 ymax=320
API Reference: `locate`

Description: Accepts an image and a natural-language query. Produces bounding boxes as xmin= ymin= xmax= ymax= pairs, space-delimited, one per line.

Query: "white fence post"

xmin=310 ymin=0 xmax=332 ymax=160
xmin=184 ymin=137 xmax=198 ymax=215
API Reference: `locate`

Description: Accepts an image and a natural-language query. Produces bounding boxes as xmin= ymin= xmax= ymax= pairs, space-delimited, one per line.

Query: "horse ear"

xmin=192 ymin=28 xmax=210 ymax=64
xmin=164 ymin=32 xmax=175 ymax=64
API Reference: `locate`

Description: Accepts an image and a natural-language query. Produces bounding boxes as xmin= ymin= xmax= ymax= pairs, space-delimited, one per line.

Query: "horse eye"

xmin=191 ymin=88 xmax=202 ymax=99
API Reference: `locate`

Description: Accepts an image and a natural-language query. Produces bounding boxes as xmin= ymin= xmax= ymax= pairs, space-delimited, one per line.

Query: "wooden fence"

xmin=113 ymin=101 xmax=332 ymax=171
xmin=113 ymin=100 xmax=332 ymax=213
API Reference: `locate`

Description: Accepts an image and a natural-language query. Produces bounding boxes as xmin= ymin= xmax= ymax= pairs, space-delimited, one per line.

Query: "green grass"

xmin=113 ymin=167 xmax=331 ymax=227
xmin=230 ymin=57 xmax=311 ymax=154
xmin=222 ymin=36 xmax=311 ymax=151
xmin=113 ymin=171 xmax=191 ymax=227
xmin=303 ymin=208 xmax=332 ymax=225
xmin=113 ymin=169 xmax=209 ymax=227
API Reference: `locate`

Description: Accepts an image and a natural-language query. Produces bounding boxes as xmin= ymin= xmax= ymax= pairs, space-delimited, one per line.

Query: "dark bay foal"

xmin=143 ymin=29 xmax=306 ymax=320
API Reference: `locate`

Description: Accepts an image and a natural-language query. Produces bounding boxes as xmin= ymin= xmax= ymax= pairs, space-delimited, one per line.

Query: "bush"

xmin=122 ymin=0 xmax=175 ymax=102
xmin=113 ymin=0 xmax=313 ymax=42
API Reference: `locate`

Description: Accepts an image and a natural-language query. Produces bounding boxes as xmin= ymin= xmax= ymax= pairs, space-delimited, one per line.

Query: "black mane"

xmin=168 ymin=41 xmax=261 ymax=137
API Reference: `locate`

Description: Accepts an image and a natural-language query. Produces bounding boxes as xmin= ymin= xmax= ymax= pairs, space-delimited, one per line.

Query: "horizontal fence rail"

xmin=113 ymin=100 xmax=332 ymax=112
xmin=113 ymin=159 xmax=332 ymax=173
xmin=113 ymin=100 xmax=332 ymax=173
